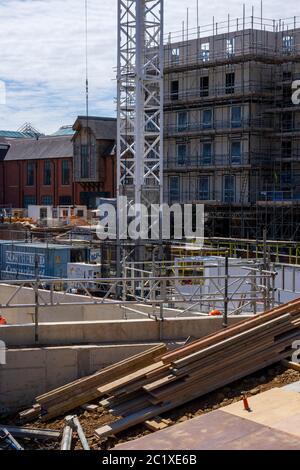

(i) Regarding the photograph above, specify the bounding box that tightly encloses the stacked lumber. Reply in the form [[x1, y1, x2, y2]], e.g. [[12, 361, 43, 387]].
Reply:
[[19, 344, 167, 422], [94, 298, 300, 439]]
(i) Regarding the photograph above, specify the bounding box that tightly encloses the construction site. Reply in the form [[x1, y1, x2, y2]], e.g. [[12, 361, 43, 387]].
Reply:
[[1, 0, 300, 454]]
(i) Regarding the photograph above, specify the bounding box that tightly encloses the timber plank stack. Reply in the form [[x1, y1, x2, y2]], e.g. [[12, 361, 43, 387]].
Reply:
[[20, 298, 300, 440], [94, 298, 300, 439], [20, 344, 167, 422]]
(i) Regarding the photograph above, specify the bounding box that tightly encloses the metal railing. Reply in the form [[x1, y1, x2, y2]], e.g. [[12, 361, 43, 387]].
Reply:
[[0, 260, 277, 342]]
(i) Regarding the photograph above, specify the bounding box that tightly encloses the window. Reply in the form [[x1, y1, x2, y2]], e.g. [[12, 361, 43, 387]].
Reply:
[[202, 142, 212, 165], [231, 106, 242, 128], [171, 48, 180, 64], [177, 111, 188, 132], [283, 35, 294, 53], [171, 80, 179, 101], [62, 160, 70, 185], [200, 42, 210, 62], [226, 37, 235, 56], [81, 145, 89, 179], [177, 143, 187, 165], [198, 176, 210, 200], [282, 112, 293, 131], [44, 160, 51, 186], [26, 162, 35, 186], [40, 207, 48, 219], [170, 176, 180, 203], [24, 196, 36, 208], [200, 76, 209, 97], [231, 141, 241, 165], [59, 196, 72, 205], [226, 72, 235, 94], [223, 175, 235, 203], [283, 71, 292, 82], [202, 109, 212, 129], [41, 196, 53, 205], [282, 141, 292, 159]]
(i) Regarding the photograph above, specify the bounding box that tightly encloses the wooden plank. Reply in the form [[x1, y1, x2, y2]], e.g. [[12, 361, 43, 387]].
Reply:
[[37, 344, 167, 406], [171, 315, 292, 369], [97, 362, 164, 395], [145, 417, 170, 432], [18, 405, 41, 424], [95, 350, 291, 440], [159, 299, 300, 364]]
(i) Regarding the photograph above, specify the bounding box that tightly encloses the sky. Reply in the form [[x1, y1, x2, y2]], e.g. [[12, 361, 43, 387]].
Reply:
[[0, 0, 298, 134]]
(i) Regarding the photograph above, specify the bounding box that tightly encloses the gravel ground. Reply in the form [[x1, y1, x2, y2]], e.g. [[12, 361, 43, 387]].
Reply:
[[1, 363, 300, 450]]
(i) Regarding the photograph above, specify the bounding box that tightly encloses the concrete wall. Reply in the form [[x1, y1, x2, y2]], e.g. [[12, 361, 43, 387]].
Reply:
[[0, 316, 246, 348], [0, 343, 161, 413]]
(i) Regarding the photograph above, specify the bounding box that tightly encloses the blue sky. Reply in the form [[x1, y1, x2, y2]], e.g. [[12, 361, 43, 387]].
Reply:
[[0, 0, 298, 134]]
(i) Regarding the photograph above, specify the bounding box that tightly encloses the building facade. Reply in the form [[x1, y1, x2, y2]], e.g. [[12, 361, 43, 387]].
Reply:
[[163, 16, 300, 240], [0, 117, 117, 209]]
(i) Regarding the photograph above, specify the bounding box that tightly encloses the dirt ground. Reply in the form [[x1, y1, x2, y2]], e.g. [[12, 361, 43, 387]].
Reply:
[[2, 363, 300, 450]]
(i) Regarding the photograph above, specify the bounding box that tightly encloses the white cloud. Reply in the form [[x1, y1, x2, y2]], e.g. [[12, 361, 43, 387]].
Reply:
[[0, 0, 298, 133]]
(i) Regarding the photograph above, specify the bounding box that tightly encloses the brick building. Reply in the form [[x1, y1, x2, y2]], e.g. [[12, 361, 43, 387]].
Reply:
[[0, 117, 116, 209]]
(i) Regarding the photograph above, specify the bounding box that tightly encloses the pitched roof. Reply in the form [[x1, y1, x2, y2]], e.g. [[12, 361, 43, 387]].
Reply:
[[73, 116, 117, 140], [4, 135, 73, 161]]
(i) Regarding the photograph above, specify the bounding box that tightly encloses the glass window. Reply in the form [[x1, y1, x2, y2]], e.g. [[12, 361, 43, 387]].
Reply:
[[44, 161, 51, 186], [59, 196, 72, 205], [24, 196, 36, 208], [177, 143, 187, 165], [177, 111, 188, 132], [202, 142, 212, 165], [200, 43, 210, 62], [41, 196, 53, 205], [171, 80, 179, 101], [198, 176, 210, 200], [200, 76, 209, 97], [27, 162, 35, 186], [202, 109, 212, 129], [171, 48, 180, 64], [226, 37, 235, 56], [170, 176, 180, 203], [231, 141, 241, 165], [62, 160, 70, 185], [283, 35, 294, 53], [231, 106, 242, 128], [223, 175, 235, 203], [226, 72, 235, 94], [81, 145, 89, 179]]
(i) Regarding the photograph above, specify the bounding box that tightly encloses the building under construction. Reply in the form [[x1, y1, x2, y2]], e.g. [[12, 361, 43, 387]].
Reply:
[[163, 13, 300, 241]]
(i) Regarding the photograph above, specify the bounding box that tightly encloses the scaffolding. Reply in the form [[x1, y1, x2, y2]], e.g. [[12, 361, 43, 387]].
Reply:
[[163, 10, 300, 241]]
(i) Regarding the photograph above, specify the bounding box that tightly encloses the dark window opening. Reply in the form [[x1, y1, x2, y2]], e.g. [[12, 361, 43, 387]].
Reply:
[[226, 72, 235, 94], [200, 76, 209, 97], [171, 80, 179, 101]]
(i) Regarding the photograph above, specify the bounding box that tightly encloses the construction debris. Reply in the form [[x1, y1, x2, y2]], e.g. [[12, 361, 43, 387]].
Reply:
[[94, 298, 300, 439], [60, 416, 75, 451], [0, 425, 60, 441], [281, 359, 300, 372], [72, 416, 90, 450], [0, 429, 24, 451]]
